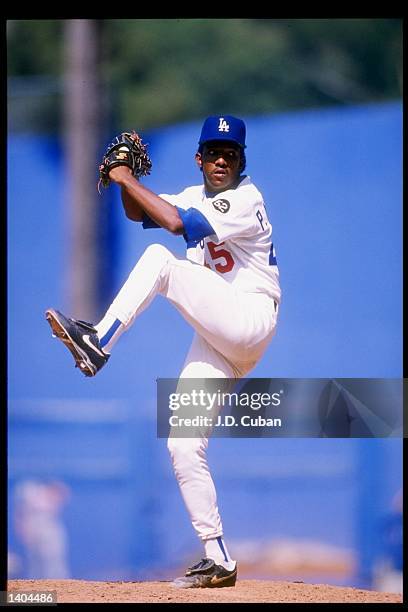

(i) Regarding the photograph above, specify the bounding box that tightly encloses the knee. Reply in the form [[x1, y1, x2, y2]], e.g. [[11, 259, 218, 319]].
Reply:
[[143, 243, 173, 262], [167, 437, 207, 468], [131, 243, 176, 287]]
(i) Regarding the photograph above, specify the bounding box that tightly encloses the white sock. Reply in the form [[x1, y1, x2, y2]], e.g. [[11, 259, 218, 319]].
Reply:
[[94, 312, 125, 354], [204, 537, 236, 571]]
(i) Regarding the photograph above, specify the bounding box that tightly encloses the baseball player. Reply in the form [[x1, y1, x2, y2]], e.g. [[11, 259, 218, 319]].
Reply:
[[45, 115, 281, 588]]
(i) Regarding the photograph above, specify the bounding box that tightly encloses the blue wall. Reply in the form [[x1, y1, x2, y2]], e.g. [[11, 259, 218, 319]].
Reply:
[[8, 102, 402, 586]]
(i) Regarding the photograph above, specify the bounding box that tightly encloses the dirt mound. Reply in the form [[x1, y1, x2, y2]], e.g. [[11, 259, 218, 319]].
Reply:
[[7, 579, 402, 604]]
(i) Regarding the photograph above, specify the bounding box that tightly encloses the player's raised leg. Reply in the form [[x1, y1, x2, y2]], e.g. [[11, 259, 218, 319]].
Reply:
[[94, 243, 275, 362], [45, 242, 277, 376]]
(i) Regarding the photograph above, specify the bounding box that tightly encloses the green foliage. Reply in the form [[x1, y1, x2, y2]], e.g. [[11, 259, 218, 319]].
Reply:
[[7, 18, 402, 132], [7, 20, 64, 75]]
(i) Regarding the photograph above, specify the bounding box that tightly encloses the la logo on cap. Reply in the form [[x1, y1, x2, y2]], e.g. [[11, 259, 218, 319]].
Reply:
[[218, 117, 230, 132]]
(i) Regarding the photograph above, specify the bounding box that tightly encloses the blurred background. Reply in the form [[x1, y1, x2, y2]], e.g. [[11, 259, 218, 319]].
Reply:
[[7, 19, 402, 592]]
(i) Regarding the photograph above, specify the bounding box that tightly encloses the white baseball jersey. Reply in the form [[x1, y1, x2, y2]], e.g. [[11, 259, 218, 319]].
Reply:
[[158, 176, 281, 302]]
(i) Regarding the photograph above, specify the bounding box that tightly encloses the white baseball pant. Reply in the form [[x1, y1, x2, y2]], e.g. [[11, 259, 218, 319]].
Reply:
[[103, 243, 279, 540]]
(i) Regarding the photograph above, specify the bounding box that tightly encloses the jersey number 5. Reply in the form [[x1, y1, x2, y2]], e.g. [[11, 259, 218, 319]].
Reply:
[[207, 241, 235, 273]]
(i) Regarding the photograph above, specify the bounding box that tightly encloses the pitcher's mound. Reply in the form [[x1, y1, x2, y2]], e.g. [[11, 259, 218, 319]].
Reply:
[[7, 579, 403, 604]]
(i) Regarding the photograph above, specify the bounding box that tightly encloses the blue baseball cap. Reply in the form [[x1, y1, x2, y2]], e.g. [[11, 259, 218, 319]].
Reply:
[[199, 115, 246, 148]]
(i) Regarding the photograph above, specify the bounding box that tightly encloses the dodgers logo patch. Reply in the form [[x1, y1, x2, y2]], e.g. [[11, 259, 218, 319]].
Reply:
[[212, 199, 230, 214]]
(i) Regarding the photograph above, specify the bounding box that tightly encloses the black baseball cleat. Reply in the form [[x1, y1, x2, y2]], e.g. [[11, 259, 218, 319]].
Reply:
[[172, 558, 237, 589], [45, 308, 109, 377]]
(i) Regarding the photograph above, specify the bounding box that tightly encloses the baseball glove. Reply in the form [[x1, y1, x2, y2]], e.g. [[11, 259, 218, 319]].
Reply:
[[98, 131, 152, 192]]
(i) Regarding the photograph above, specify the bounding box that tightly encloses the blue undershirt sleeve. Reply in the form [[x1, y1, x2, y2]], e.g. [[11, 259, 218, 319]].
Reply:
[[176, 206, 215, 242]]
